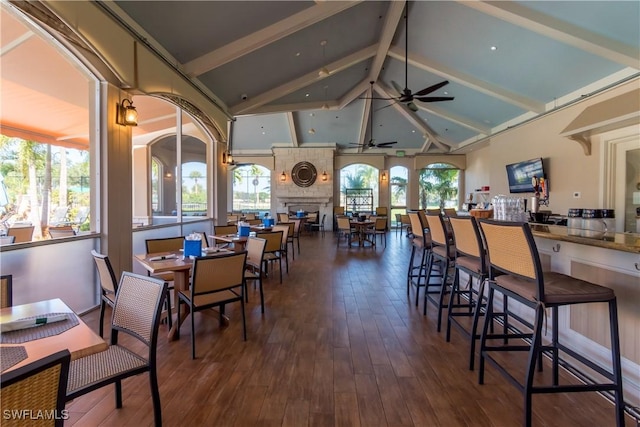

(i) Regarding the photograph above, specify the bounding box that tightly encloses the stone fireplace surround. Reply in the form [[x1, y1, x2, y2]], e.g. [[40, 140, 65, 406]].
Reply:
[[274, 147, 334, 230]]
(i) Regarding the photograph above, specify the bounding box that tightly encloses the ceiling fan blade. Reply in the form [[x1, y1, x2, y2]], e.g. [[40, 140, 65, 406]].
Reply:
[[414, 96, 455, 102], [414, 80, 450, 97], [377, 141, 398, 147]]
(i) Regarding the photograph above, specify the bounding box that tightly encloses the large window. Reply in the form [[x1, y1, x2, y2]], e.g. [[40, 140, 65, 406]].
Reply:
[[418, 163, 459, 210], [390, 166, 408, 227], [232, 165, 271, 215], [141, 97, 212, 225], [339, 163, 379, 212], [0, 6, 95, 242]]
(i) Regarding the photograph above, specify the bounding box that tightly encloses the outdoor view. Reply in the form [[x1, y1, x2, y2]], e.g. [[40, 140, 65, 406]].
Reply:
[[232, 165, 271, 215], [390, 166, 408, 228], [418, 163, 459, 210], [340, 164, 379, 213], [0, 136, 90, 240]]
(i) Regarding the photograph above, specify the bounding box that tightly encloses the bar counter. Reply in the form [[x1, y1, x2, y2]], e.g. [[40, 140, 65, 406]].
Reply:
[[529, 224, 640, 254]]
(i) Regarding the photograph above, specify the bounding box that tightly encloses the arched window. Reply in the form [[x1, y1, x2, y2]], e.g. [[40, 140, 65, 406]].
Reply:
[[418, 163, 459, 210], [339, 164, 379, 214], [232, 165, 271, 216], [390, 166, 408, 227]]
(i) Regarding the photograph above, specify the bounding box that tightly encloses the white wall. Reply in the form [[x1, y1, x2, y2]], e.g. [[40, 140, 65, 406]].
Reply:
[[464, 78, 639, 217]]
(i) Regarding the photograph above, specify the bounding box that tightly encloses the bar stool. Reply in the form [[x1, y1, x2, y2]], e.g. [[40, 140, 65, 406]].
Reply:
[[446, 216, 488, 370], [478, 220, 624, 427], [422, 212, 456, 332], [406, 211, 431, 305]]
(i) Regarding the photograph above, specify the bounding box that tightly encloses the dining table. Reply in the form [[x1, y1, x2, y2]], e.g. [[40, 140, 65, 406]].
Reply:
[[210, 234, 248, 252], [134, 248, 233, 341], [349, 219, 376, 247], [0, 298, 108, 373]]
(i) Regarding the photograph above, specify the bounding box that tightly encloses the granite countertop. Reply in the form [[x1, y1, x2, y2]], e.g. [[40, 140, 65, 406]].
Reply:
[[529, 224, 640, 254]]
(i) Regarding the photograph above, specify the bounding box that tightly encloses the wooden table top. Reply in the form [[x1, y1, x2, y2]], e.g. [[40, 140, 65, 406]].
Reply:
[[0, 298, 107, 372], [134, 250, 193, 274]]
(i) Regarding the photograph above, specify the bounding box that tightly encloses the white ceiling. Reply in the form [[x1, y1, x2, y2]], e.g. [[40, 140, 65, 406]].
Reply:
[[2, 1, 639, 157]]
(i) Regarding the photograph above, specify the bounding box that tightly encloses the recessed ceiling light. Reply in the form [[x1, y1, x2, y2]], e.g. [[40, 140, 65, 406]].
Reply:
[[490, 46, 497, 51], [411, 130, 416, 133], [295, 52, 301, 57], [305, 93, 310, 97], [443, 91, 448, 95], [309, 113, 314, 117], [262, 131, 266, 135]]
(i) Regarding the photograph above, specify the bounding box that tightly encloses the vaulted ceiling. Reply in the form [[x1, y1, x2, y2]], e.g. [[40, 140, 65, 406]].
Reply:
[[2, 1, 639, 157], [111, 0, 639, 156]]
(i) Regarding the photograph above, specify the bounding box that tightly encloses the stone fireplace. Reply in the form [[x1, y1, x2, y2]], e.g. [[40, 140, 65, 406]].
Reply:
[[274, 147, 334, 230]]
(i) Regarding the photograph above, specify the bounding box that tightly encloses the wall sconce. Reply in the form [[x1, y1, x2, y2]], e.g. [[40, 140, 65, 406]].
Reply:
[[222, 151, 233, 165], [381, 172, 387, 181], [116, 98, 138, 126], [280, 171, 287, 182], [164, 171, 172, 179], [321, 171, 328, 181]]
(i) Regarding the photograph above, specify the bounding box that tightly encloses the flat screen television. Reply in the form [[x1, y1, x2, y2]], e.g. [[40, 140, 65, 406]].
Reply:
[[505, 158, 545, 193]]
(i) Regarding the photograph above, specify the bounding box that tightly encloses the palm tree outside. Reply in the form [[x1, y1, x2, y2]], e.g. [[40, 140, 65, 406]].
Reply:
[[418, 164, 459, 210]]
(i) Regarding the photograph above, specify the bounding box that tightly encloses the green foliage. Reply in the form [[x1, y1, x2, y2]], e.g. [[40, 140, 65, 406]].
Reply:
[[418, 167, 459, 209]]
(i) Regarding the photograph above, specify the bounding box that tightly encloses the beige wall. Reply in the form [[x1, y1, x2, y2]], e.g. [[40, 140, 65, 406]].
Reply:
[[464, 78, 639, 216]]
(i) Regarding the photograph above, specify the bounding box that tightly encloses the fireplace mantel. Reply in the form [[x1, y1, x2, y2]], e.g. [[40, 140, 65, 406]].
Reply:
[[278, 196, 332, 207]]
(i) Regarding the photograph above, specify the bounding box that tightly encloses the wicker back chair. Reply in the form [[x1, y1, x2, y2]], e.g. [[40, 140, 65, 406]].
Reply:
[[407, 212, 433, 305], [367, 217, 388, 247], [277, 213, 289, 223], [423, 212, 456, 331], [336, 216, 354, 247], [177, 252, 248, 358], [477, 220, 624, 427], [66, 273, 167, 427], [1, 274, 13, 308], [91, 250, 119, 338], [446, 216, 488, 369], [145, 236, 184, 254], [1, 350, 71, 427], [244, 236, 268, 313], [272, 224, 290, 273], [256, 231, 284, 284], [48, 225, 76, 238]]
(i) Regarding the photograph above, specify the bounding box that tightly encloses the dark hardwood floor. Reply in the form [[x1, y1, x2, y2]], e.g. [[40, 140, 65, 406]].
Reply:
[[67, 229, 635, 426]]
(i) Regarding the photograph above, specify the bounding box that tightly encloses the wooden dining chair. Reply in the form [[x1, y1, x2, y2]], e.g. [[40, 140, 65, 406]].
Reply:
[[213, 225, 237, 249], [1, 274, 13, 308], [1, 350, 71, 427], [177, 252, 248, 359], [91, 250, 118, 338], [66, 273, 167, 427], [477, 220, 625, 427], [244, 236, 268, 313]]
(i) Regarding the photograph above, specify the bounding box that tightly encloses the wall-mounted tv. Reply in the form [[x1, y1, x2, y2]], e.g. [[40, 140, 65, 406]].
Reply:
[[505, 158, 545, 193]]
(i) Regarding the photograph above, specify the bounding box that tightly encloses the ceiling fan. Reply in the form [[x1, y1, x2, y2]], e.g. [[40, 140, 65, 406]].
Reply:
[[224, 136, 252, 168], [351, 83, 398, 150], [371, 1, 455, 112]]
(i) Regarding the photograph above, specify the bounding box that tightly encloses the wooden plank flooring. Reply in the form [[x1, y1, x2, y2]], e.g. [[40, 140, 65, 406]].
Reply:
[[68, 230, 635, 426]]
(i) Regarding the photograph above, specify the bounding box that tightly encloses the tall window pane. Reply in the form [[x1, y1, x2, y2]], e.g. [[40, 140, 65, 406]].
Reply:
[[418, 163, 459, 210], [390, 166, 408, 227], [232, 165, 271, 216]]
